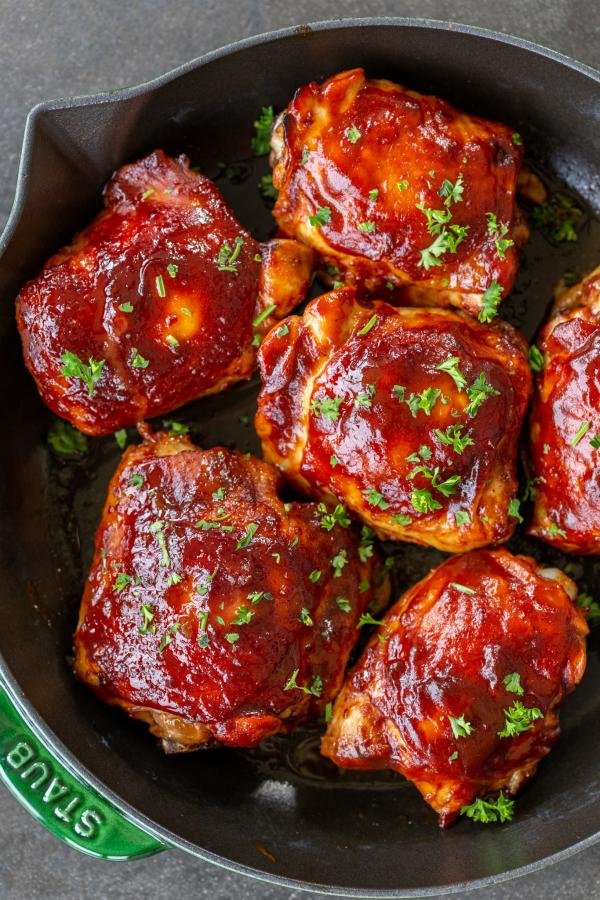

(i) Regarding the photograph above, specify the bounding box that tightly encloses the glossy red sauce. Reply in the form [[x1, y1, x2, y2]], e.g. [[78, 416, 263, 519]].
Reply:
[[322, 549, 588, 825], [74, 435, 384, 747], [273, 68, 524, 301], [16, 151, 264, 434], [528, 273, 600, 552], [257, 287, 531, 552]]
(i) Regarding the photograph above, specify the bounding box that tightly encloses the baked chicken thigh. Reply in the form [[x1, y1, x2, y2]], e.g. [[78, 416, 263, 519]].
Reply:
[[322, 549, 588, 826], [271, 68, 527, 319], [256, 287, 531, 552], [528, 266, 600, 554], [74, 431, 387, 751], [16, 150, 313, 435]]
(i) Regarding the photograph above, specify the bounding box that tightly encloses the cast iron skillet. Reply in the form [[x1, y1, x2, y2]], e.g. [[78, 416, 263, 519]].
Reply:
[[0, 17, 599, 897]]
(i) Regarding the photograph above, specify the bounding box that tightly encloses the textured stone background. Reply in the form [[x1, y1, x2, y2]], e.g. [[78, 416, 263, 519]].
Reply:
[[0, 1, 598, 898]]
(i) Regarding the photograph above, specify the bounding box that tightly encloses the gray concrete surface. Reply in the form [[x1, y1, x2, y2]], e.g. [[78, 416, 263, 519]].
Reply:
[[0, 1, 599, 897]]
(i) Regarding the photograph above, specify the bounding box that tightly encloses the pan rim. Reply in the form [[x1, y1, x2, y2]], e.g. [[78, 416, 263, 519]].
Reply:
[[0, 15, 599, 896]]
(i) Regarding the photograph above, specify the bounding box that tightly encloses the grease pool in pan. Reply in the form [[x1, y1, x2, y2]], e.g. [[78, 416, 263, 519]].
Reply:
[[44, 144, 599, 805]]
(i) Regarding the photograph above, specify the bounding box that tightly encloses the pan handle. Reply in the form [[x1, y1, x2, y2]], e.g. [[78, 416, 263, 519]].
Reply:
[[0, 683, 165, 859]]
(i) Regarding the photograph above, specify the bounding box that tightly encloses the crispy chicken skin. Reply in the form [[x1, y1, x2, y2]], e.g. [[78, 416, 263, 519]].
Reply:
[[16, 150, 313, 435], [271, 68, 527, 318], [321, 549, 588, 826], [256, 287, 531, 552], [528, 266, 600, 553], [74, 432, 387, 751]]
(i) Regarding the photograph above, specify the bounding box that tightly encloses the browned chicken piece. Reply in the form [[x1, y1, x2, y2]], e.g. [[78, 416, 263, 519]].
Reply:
[[74, 431, 387, 751], [322, 549, 588, 826], [271, 68, 528, 319], [256, 286, 531, 553], [16, 150, 313, 435], [528, 266, 600, 554]]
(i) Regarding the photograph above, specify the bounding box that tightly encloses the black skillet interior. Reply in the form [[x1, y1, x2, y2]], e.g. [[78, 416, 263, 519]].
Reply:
[[0, 20, 599, 896]]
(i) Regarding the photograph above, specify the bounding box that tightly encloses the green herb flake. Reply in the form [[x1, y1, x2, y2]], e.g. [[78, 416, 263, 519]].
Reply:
[[465, 373, 500, 417], [358, 314, 378, 336], [224, 632, 240, 644], [309, 570, 322, 583], [330, 455, 339, 468], [448, 713, 473, 739], [299, 607, 313, 627], [251, 106, 275, 156], [155, 274, 166, 298], [397, 180, 408, 191], [47, 420, 88, 456], [345, 124, 361, 143], [455, 509, 471, 526], [167, 263, 178, 278], [60, 351, 105, 396], [252, 303, 277, 328], [498, 701, 543, 738], [149, 520, 170, 567], [119, 301, 134, 313], [259, 173, 278, 200], [363, 488, 390, 510], [529, 345, 544, 373], [531, 191, 583, 243], [548, 520, 567, 539], [336, 596, 351, 613], [436, 356, 467, 391], [571, 421, 591, 447], [310, 394, 343, 422], [450, 582, 475, 595], [461, 793, 514, 824], [158, 622, 180, 653], [138, 603, 156, 635], [434, 423, 474, 455], [331, 549, 348, 577], [438, 173, 464, 206], [236, 522, 259, 550], [589, 435, 600, 449], [130, 472, 144, 490], [503, 672, 524, 695], [163, 419, 189, 435], [508, 498, 524, 523], [130, 348, 149, 369], [576, 592, 600, 621], [411, 489, 442, 514], [308, 207, 331, 228], [357, 220, 376, 234], [165, 334, 179, 349], [357, 612, 384, 629], [318, 503, 351, 531], [391, 513, 413, 526], [478, 281, 503, 323], [216, 235, 244, 273]]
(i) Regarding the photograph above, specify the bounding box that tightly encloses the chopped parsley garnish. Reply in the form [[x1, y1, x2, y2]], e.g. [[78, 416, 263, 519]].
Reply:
[[436, 356, 467, 391], [336, 596, 351, 613], [368, 188, 379, 201], [355, 384, 375, 408], [308, 207, 331, 228], [166, 572, 182, 587], [531, 192, 583, 244], [358, 314, 378, 336], [508, 498, 523, 523], [359, 579, 371, 593], [114, 428, 127, 449], [448, 713, 473, 739], [409, 465, 460, 498], [528, 345, 544, 372], [141, 188, 155, 200], [448, 751, 459, 763], [252, 303, 277, 327], [576, 592, 600, 621], [60, 351, 105, 396], [149, 520, 170, 567], [406, 445, 432, 464], [486, 213, 514, 258], [130, 348, 149, 369], [438, 173, 464, 206], [503, 672, 524, 695], [165, 334, 179, 349], [163, 419, 189, 434], [224, 632, 240, 644], [450, 582, 475, 595], [301, 147, 310, 165], [318, 503, 350, 531], [276, 323, 290, 337], [212, 486, 226, 501], [357, 612, 384, 628], [590, 435, 600, 449], [251, 106, 274, 156], [498, 701, 543, 738], [478, 281, 503, 323], [357, 220, 376, 233], [392, 385, 406, 401], [167, 263, 178, 278], [138, 603, 156, 635], [299, 607, 313, 626], [397, 180, 408, 191], [455, 509, 471, 526], [548, 521, 567, 539], [310, 395, 343, 422], [512, 132, 522, 146], [331, 549, 348, 577], [391, 513, 413, 526], [232, 605, 255, 626], [418, 226, 468, 270], [406, 387, 442, 417], [345, 124, 361, 143], [461, 793, 514, 824], [465, 373, 500, 417], [48, 420, 88, 456], [216, 236, 244, 273], [155, 274, 166, 298], [363, 488, 390, 510], [259, 173, 278, 200], [119, 301, 133, 313], [411, 489, 442, 514], [330, 455, 339, 467], [284, 669, 322, 697], [309, 569, 322, 583], [324, 702, 333, 723], [434, 423, 474, 454], [570, 421, 590, 447], [158, 622, 180, 653], [196, 568, 217, 597], [236, 522, 259, 549], [114, 571, 135, 591]]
